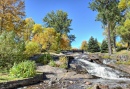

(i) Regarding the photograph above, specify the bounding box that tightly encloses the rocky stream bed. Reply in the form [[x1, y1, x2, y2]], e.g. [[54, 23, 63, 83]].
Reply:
[[18, 53, 130, 89]]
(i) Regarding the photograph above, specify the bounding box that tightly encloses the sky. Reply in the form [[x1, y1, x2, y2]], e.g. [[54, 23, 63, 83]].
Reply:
[[25, 0, 104, 48]]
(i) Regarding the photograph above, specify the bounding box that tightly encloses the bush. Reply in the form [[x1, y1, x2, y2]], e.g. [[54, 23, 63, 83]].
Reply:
[[59, 56, 68, 69], [116, 47, 127, 52], [59, 64, 68, 69], [25, 41, 40, 56], [0, 31, 27, 70], [59, 56, 68, 63], [49, 60, 56, 67], [10, 60, 36, 78], [36, 53, 52, 65]]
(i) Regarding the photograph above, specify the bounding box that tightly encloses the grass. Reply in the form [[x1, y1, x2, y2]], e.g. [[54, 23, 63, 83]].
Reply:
[[116, 60, 130, 65]]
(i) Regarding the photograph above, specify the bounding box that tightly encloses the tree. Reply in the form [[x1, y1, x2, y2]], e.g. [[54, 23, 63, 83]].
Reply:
[[24, 18, 35, 41], [101, 40, 108, 53], [80, 40, 88, 51], [0, 31, 26, 69], [89, 0, 121, 55], [118, 0, 130, 10], [32, 28, 56, 51], [43, 10, 75, 50], [0, 0, 25, 33], [60, 34, 70, 50], [117, 0, 130, 50], [88, 36, 100, 53]]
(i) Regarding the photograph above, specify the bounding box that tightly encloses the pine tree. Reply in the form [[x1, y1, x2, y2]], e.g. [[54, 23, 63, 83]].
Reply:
[[94, 39, 100, 52], [101, 40, 108, 53], [88, 36, 100, 53]]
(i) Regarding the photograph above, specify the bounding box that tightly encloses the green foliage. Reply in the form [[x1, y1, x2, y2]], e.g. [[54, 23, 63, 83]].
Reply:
[[25, 41, 40, 57], [88, 36, 100, 53], [59, 64, 68, 69], [49, 60, 56, 67], [117, 12, 130, 49], [9, 60, 36, 78], [43, 10, 75, 50], [36, 53, 52, 65], [89, 0, 121, 55], [0, 31, 26, 70], [101, 40, 108, 53]]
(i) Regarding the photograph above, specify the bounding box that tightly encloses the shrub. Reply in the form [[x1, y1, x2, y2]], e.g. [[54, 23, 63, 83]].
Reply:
[[25, 41, 40, 57], [49, 60, 56, 67], [59, 64, 68, 69], [36, 53, 52, 65], [10, 60, 36, 78], [59, 56, 68, 63], [116, 47, 127, 52], [59, 56, 68, 69], [0, 31, 27, 70]]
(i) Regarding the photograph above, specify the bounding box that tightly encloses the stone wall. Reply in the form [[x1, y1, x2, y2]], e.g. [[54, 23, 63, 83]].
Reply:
[[0, 73, 44, 89]]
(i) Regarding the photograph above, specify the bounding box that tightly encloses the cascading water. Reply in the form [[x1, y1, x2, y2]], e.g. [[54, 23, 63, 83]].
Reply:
[[73, 54, 130, 80]]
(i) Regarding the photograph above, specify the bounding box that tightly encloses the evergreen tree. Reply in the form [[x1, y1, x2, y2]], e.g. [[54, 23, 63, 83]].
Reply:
[[94, 39, 100, 52], [88, 36, 100, 53], [89, 0, 121, 55], [101, 40, 108, 53]]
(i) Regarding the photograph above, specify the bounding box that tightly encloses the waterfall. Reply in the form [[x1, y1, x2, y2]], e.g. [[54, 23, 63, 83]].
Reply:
[[73, 56, 130, 80]]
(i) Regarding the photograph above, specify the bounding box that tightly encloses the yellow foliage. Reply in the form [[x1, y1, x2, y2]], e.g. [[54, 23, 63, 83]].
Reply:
[[80, 40, 88, 51], [60, 34, 70, 50], [25, 41, 40, 56], [118, 0, 127, 9], [124, 19, 130, 28], [32, 28, 56, 50], [116, 42, 123, 48], [32, 24, 44, 33], [59, 56, 68, 64], [0, 0, 25, 32]]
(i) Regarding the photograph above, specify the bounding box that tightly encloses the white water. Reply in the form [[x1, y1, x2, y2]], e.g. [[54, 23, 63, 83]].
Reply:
[[77, 59, 130, 80]]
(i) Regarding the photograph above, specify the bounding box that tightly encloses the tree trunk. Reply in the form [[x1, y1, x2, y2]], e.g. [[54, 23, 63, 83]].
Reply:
[[113, 35, 116, 52], [127, 42, 130, 51], [107, 23, 112, 55]]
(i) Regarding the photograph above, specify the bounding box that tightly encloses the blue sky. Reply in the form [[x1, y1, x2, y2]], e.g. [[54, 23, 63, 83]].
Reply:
[[25, 0, 104, 48]]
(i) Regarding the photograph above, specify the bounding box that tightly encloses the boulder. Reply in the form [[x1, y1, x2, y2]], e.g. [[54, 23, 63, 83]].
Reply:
[[92, 84, 109, 89]]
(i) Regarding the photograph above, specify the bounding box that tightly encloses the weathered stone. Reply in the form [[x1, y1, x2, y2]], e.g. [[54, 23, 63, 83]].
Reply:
[[85, 81, 92, 85], [69, 81, 73, 84], [92, 84, 109, 89], [0, 73, 44, 89], [89, 54, 100, 60]]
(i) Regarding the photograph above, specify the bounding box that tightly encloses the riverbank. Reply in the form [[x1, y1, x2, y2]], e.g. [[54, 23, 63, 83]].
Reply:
[[18, 65, 130, 89]]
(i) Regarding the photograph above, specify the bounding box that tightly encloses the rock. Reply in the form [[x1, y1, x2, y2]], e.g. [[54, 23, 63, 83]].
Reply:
[[89, 54, 99, 60], [69, 81, 73, 84], [75, 65, 88, 74], [85, 81, 92, 85], [92, 84, 109, 89]]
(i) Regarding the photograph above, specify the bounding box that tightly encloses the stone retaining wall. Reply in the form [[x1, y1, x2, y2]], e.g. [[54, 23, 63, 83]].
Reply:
[[0, 73, 44, 89]]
